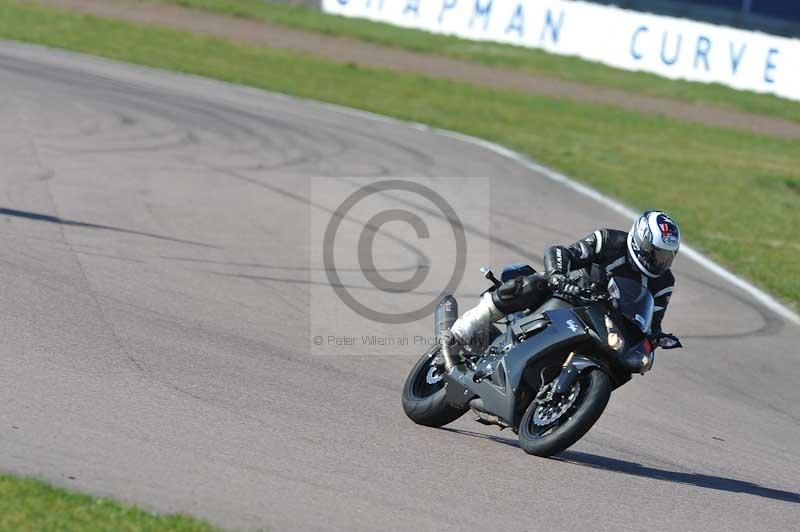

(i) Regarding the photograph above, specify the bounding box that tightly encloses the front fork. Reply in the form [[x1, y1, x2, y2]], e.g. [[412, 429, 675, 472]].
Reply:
[[536, 352, 580, 403]]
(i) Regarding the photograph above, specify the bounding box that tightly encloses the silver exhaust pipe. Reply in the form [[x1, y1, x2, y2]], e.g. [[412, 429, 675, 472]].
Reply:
[[435, 295, 458, 371]]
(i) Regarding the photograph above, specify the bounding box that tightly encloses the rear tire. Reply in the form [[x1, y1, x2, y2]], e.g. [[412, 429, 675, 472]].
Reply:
[[402, 348, 467, 427], [518, 368, 612, 457]]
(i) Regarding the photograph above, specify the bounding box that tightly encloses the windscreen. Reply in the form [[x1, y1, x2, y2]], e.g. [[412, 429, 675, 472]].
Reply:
[[611, 277, 654, 333]]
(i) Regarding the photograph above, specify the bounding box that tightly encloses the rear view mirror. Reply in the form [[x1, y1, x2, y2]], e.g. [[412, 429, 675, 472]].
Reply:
[[657, 334, 683, 350]]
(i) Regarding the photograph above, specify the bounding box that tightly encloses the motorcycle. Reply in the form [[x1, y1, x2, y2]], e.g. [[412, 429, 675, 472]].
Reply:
[[402, 264, 682, 457]]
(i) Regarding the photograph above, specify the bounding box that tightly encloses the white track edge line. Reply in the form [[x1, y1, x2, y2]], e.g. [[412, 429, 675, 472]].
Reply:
[[6, 41, 794, 325]]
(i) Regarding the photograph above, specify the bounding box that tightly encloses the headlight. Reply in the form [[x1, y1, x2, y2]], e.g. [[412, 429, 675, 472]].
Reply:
[[604, 315, 625, 351]]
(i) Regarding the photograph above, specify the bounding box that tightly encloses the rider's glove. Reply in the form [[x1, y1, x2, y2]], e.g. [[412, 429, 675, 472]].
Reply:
[[549, 273, 582, 296]]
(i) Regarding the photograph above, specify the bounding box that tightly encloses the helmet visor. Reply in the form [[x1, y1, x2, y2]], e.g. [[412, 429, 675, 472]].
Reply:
[[642, 245, 676, 276]]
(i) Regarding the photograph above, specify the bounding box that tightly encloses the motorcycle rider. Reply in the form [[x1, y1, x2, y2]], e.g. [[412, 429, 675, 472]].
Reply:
[[449, 210, 680, 346]]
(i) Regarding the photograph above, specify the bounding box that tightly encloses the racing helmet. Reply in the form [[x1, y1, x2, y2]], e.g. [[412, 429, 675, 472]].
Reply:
[[627, 211, 680, 277]]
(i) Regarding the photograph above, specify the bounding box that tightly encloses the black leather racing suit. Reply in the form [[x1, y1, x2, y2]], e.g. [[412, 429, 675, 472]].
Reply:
[[543, 228, 675, 335]]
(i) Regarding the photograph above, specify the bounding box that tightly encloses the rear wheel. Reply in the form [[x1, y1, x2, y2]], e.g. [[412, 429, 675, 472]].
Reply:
[[402, 347, 468, 427], [518, 367, 611, 457]]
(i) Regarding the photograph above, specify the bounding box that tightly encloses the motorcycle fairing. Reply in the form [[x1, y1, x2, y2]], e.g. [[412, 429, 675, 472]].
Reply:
[[443, 308, 591, 426]]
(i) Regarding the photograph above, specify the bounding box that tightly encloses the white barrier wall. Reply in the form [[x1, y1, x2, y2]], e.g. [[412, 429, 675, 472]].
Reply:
[[322, 0, 800, 101]]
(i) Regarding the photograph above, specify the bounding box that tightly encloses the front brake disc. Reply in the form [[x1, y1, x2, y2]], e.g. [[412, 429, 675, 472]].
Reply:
[[532, 382, 581, 426]]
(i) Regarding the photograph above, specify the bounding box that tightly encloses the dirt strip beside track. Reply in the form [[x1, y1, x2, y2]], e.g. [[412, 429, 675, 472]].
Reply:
[[31, 0, 800, 139]]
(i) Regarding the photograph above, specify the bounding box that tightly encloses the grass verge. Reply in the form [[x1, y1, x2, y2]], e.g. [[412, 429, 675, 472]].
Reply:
[[154, 0, 800, 123], [0, 473, 216, 531], [1, 0, 798, 307]]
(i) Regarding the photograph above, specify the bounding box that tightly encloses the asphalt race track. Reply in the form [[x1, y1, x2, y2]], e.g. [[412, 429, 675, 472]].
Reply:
[[0, 41, 798, 531]]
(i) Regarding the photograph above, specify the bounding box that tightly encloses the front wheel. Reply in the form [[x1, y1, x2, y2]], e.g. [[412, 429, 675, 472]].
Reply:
[[402, 347, 468, 427], [518, 368, 612, 457]]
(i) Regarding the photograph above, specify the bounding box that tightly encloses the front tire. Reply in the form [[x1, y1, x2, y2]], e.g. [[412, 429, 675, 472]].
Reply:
[[402, 348, 468, 427], [518, 368, 612, 457]]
